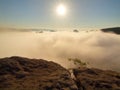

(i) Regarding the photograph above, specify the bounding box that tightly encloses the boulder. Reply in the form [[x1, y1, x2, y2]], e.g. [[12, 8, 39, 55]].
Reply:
[[0, 56, 78, 90], [73, 67, 120, 90]]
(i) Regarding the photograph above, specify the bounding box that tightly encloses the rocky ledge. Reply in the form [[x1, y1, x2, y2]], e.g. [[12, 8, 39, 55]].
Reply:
[[0, 56, 77, 90], [73, 67, 120, 90], [0, 56, 120, 90]]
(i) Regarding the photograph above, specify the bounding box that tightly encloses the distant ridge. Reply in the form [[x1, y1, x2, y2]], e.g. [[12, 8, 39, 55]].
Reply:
[[101, 27, 120, 34]]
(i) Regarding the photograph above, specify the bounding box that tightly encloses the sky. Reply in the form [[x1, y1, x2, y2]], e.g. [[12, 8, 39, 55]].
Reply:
[[0, 0, 120, 29]]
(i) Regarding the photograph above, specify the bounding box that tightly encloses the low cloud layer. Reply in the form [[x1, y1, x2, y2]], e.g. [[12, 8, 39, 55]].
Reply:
[[0, 30, 120, 71]]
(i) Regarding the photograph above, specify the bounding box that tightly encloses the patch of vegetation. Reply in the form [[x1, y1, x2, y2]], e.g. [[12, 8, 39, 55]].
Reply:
[[68, 58, 88, 68]]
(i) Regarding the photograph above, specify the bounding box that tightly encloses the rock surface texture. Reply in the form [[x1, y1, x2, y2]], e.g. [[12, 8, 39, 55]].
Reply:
[[73, 67, 120, 90], [0, 56, 78, 90], [0, 56, 120, 90]]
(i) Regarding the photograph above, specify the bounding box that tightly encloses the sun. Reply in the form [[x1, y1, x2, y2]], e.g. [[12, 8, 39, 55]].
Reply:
[[56, 4, 66, 16]]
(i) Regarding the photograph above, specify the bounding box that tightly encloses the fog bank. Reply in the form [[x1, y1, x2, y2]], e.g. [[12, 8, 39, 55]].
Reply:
[[0, 30, 120, 71]]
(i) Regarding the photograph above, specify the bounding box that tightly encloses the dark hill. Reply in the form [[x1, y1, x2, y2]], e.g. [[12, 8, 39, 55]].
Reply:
[[101, 27, 120, 34]]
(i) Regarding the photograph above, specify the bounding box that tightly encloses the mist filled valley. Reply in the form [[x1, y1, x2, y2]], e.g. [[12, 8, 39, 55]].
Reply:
[[0, 29, 120, 71], [0, 0, 120, 89]]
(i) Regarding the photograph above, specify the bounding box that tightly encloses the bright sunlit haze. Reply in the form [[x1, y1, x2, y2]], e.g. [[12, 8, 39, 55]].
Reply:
[[0, 0, 119, 29], [56, 4, 66, 16]]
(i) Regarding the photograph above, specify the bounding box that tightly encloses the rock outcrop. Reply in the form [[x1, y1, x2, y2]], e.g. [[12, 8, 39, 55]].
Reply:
[[0, 56, 78, 90], [0, 56, 120, 90], [73, 67, 120, 90]]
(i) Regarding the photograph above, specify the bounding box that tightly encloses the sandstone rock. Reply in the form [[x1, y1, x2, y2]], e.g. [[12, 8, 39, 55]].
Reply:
[[0, 56, 120, 90], [73, 67, 120, 90], [0, 56, 78, 90]]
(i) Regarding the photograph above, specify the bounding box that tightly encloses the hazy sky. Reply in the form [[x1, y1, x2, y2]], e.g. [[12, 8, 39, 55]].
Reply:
[[0, 0, 120, 29]]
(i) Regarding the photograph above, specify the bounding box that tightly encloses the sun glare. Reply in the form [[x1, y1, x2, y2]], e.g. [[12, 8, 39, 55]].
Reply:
[[56, 4, 66, 16]]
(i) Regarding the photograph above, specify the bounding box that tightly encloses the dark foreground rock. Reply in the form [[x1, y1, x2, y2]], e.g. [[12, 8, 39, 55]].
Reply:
[[0, 56, 78, 90], [73, 67, 120, 90], [0, 56, 120, 90], [101, 27, 120, 34]]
